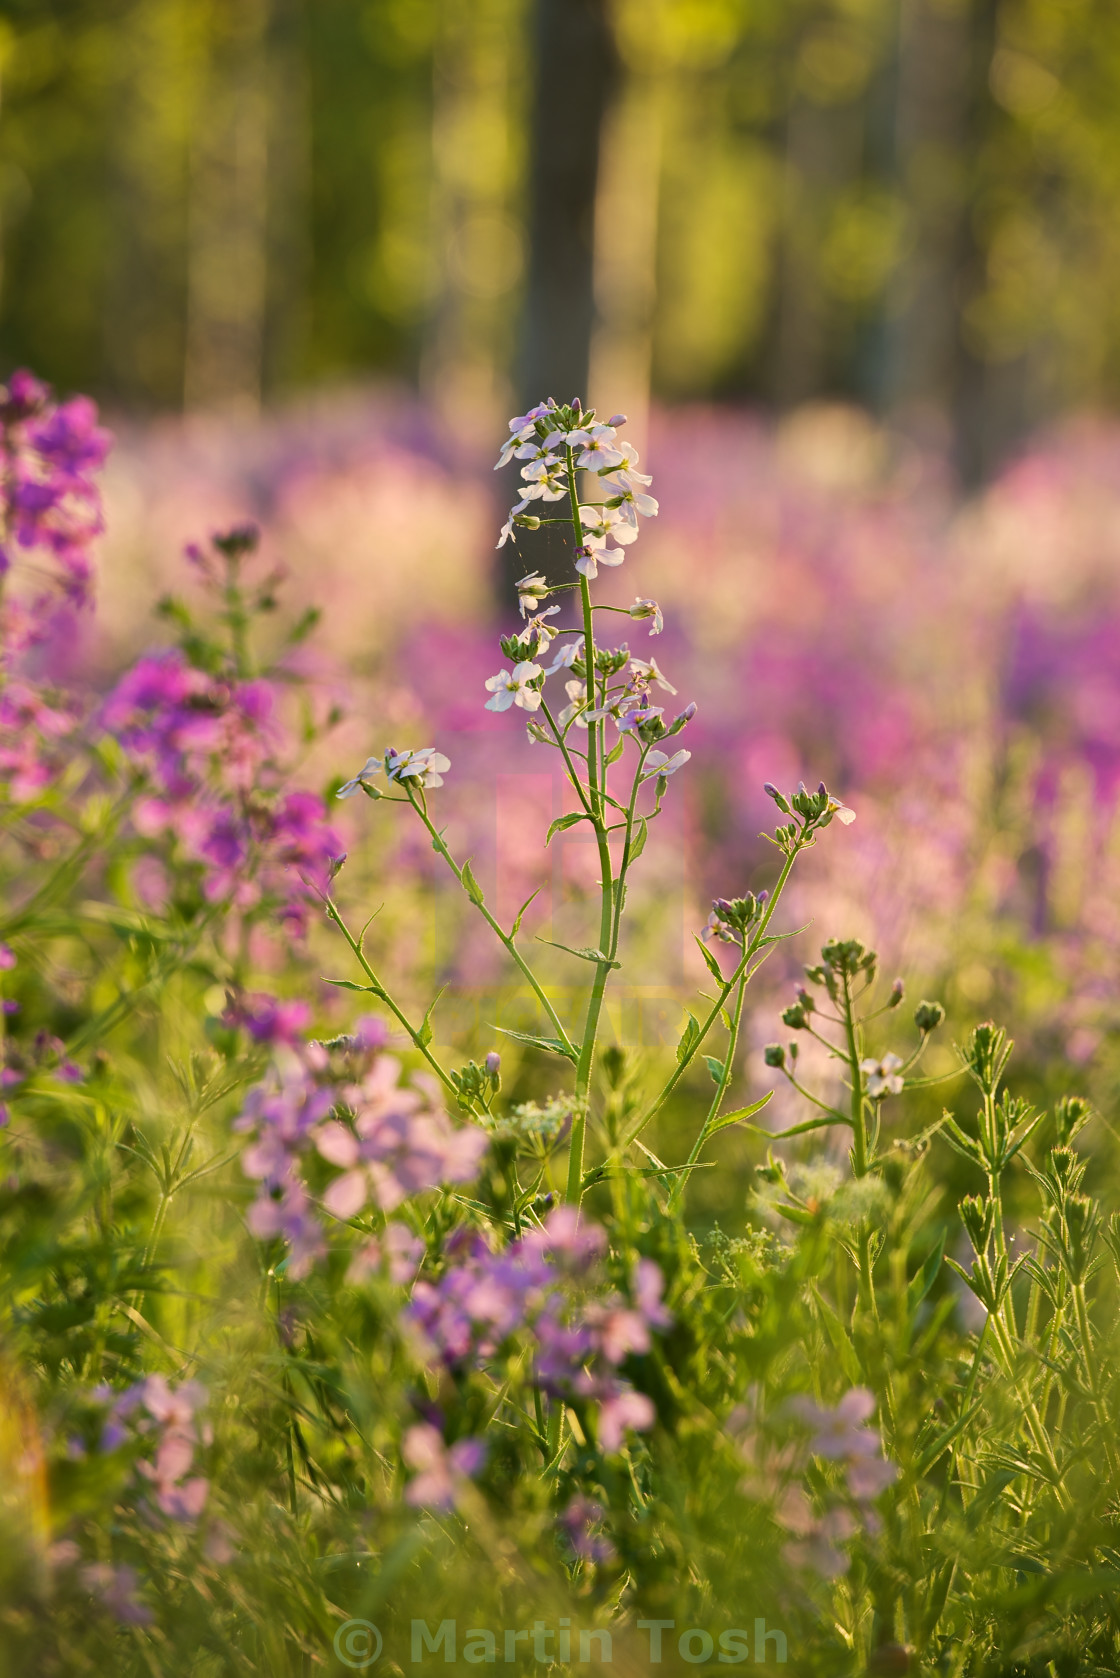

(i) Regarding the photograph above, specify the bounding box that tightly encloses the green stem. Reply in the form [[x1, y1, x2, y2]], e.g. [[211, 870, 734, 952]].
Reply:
[[669, 967, 748, 1208], [404, 795, 576, 1060], [624, 840, 804, 1148], [323, 894, 457, 1095]]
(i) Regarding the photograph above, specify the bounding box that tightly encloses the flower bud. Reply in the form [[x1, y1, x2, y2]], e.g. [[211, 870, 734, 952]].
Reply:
[[888, 978, 905, 1008], [485, 1052, 501, 1076], [763, 783, 792, 815], [764, 1043, 786, 1069], [608, 414, 627, 427], [513, 512, 541, 530], [914, 999, 944, 1033]]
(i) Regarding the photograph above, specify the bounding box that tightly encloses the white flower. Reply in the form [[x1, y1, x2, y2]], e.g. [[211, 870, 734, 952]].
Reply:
[[575, 545, 626, 580], [828, 800, 857, 826], [520, 460, 567, 501], [546, 637, 584, 673], [484, 661, 544, 713], [495, 403, 558, 468], [385, 747, 451, 789], [497, 498, 531, 548], [860, 1053, 904, 1099], [515, 572, 550, 616], [603, 440, 652, 484], [514, 440, 560, 466], [557, 679, 591, 729], [629, 656, 677, 694], [336, 757, 382, 799], [628, 598, 663, 636], [579, 505, 639, 547], [641, 748, 690, 780], [602, 474, 659, 526], [567, 424, 623, 470]]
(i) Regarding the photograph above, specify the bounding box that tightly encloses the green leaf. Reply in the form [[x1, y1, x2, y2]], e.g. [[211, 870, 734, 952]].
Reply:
[[510, 885, 544, 937], [416, 987, 445, 1050], [676, 1012, 701, 1065], [545, 811, 586, 845], [492, 1026, 578, 1063], [694, 935, 724, 982], [612, 879, 627, 917], [628, 817, 648, 864], [604, 740, 625, 767], [461, 859, 485, 905], [908, 1231, 946, 1310], [535, 937, 620, 968], [324, 978, 377, 994], [703, 1091, 773, 1137], [704, 1055, 725, 1085]]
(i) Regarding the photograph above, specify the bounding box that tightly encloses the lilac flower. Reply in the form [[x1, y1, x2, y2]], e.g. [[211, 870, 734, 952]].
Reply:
[[405, 1209, 665, 1453], [789, 1388, 881, 1458], [402, 1423, 487, 1510], [80, 1563, 153, 1625], [223, 992, 313, 1048], [0, 946, 15, 970], [559, 1496, 616, 1563]]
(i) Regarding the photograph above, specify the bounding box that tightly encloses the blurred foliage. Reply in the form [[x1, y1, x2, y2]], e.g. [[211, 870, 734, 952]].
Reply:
[[5, 0, 1120, 464]]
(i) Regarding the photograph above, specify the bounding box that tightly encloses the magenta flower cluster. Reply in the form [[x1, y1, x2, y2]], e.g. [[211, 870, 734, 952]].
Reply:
[[0, 370, 111, 802], [101, 649, 341, 933], [408, 1207, 670, 1452], [234, 1018, 490, 1278], [0, 367, 110, 626]]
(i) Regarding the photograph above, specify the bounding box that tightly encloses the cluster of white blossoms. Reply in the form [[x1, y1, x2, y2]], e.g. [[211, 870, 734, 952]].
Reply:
[[337, 747, 451, 799], [495, 398, 658, 583]]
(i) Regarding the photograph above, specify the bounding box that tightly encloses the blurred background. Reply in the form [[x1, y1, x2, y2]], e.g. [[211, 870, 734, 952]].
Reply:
[[7, 0, 1120, 474], [6, 0, 1120, 1143]]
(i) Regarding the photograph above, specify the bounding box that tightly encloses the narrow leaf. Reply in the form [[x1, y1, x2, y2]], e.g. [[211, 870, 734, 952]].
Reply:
[[535, 937, 620, 968], [510, 885, 544, 938], [545, 811, 585, 846], [492, 1026, 578, 1063], [627, 817, 648, 864], [416, 987, 445, 1050], [324, 978, 376, 994], [461, 859, 485, 905], [704, 1055, 725, 1085], [694, 934, 724, 982], [703, 1091, 773, 1137], [676, 1012, 701, 1065]]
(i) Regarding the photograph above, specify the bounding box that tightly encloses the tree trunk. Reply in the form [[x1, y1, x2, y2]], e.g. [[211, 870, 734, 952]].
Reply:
[[517, 0, 617, 413]]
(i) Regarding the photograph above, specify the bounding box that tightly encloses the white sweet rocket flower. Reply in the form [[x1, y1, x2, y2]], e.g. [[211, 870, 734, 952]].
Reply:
[[520, 609, 560, 652], [497, 498, 531, 548], [520, 460, 567, 502], [567, 425, 623, 471], [860, 1053, 904, 1098], [514, 439, 560, 466], [579, 505, 639, 548], [484, 661, 544, 713], [558, 679, 591, 729], [495, 403, 558, 469], [516, 572, 550, 616], [546, 637, 584, 674], [628, 598, 664, 635], [828, 800, 857, 826], [336, 757, 382, 799], [629, 656, 677, 694], [605, 439, 652, 483], [602, 473, 659, 526], [575, 545, 625, 580], [641, 748, 690, 780], [385, 747, 451, 789]]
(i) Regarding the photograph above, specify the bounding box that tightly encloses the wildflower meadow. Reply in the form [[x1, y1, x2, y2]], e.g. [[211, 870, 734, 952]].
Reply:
[[3, 370, 1120, 1678]]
